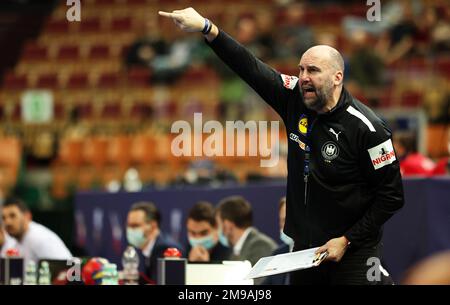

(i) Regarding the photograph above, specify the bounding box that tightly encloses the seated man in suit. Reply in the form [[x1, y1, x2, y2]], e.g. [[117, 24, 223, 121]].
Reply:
[[126, 201, 184, 283], [215, 196, 277, 270], [186, 201, 232, 262], [262, 197, 294, 285]]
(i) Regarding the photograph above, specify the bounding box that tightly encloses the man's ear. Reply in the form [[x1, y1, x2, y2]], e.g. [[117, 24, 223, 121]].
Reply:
[[223, 219, 233, 232], [334, 71, 343, 86], [24, 211, 32, 222]]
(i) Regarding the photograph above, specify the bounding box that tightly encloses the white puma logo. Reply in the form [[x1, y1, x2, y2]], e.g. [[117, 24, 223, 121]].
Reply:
[[329, 127, 342, 141]]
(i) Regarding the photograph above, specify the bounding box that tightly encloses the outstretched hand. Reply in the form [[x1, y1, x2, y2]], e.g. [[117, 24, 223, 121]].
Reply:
[[158, 7, 206, 33]]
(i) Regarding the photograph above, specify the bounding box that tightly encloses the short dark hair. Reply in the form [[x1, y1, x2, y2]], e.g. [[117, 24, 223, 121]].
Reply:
[[2, 197, 30, 213], [129, 201, 161, 227], [216, 196, 252, 229], [188, 201, 216, 227]]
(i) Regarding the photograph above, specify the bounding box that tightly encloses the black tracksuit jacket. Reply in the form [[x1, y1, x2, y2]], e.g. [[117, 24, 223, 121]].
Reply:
[[207, 30, 405, 250]]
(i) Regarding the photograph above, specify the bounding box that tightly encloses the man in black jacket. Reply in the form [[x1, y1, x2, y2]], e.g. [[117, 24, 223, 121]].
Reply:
[[126, 202, 184, 283], [159, 7, 404, 284], [186, 201, 231, 262]]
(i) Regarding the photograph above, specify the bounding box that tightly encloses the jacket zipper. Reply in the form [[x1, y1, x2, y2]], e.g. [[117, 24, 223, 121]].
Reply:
[[304, 117, 317, 247]]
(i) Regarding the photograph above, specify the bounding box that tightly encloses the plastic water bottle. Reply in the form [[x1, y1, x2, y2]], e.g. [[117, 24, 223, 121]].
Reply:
[[24, 261, 37, 285], [109, 263, 119, 285], [102, 263, 119, 285], [122, 246, 139, 285], [38, 261, 51, 285]]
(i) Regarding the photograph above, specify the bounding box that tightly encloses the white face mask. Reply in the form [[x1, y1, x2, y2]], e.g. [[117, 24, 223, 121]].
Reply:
[[126, 227, 148, 248], [280, 230, 294, 246]]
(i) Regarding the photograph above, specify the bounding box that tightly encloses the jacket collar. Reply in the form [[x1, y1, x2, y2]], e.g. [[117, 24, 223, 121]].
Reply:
[[317, 86, 351, 118]]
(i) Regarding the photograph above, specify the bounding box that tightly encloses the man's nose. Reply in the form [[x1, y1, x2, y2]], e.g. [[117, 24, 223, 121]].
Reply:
[[299, 72, 310, 84]]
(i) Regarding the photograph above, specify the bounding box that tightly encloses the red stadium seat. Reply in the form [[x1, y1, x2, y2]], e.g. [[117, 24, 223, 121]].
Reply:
[[45, 19, 69, 33], [97, 72, 120, 88], [111, 17, 133, 32], [401, 91, 423, 107], [79, 18, 101, 33], [3, 72, 28, 90], [101, 101, 122, 119], [21, 43, 48, 61], [35, 73, 59, 89], [88, 44, 110, 59], [127, 68, 151, 87], [67, 73, 89, 89], [57, 45, 79, 60]]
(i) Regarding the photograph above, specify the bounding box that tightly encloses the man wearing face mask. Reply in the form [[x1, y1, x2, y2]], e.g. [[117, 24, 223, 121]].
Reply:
[[186, 201, 231, 262], [126, 201, 184, 282], [159, 7, 404, 284]]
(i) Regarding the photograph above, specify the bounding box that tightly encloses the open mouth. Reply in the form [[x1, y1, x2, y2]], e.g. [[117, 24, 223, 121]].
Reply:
[[302, 86, 316, 97]]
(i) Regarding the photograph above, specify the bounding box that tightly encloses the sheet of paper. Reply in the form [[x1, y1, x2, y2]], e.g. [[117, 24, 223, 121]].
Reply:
[[245, 247, 328, 279]]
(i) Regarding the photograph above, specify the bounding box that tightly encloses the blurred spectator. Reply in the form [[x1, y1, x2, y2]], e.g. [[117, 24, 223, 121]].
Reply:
[[126, 18, 197, 84], [186, 201, 231, 262], [429, 2, 450, 54], [347, 29, 384, 107], [61, 106, 90, 140], [342, 0, 420, 36], [261, 197, 293, 285], [393, 132, 435, 176], [432, 126, 450, 175], [423, 75, 450, 124], [401, 250, 450, 284], [126, 201, 184, 283], [1, 197, 72, 265], [376, 1, 419, 65], [214, 196, 277, 281], [275, 2, 315, 59], [173, 159, 238, 187]]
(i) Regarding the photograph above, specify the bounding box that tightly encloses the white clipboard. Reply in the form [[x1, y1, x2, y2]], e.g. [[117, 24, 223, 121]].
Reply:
[[245, 247, 328, 279]]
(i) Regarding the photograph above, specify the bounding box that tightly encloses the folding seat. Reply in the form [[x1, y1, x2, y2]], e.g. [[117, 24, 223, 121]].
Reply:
[[101, 101, 122, 119], [97, 72, 120, 88], [57, 45, 79, 60], [127, 67, 151, 87], [79, 18, 101, 33], [2, 72, 28, 90], [88, 44, 110, 59], [58, 138, 84, 166], [107, 135, 132, 169], [35, 73, 59, 89], [45, 19, 70, 34], [66, 72, 89, 89], [111, 16, 133, 32], [401, 91, 423, 107], [82, 136, 109, 168], [21, 43, 48, 61]]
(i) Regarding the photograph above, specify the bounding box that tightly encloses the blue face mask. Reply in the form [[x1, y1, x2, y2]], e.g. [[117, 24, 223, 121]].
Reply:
[[188, 234, 216, 250], [280, 230, 294, 246], [127, 227, 147, 249], [218, 227, 229, 247]]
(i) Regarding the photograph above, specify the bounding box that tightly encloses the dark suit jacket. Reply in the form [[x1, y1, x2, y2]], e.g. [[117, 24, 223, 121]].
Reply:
[[232, 228, 277, 267], [260, 244, 291, 285], [138, 232, 184, 283]]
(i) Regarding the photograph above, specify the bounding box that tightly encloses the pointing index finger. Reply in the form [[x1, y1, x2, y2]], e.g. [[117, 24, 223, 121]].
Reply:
[[158, 11, 174, 18]]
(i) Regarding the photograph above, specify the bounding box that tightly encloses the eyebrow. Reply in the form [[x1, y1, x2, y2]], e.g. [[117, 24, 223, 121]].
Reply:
[[298, 64, 321, 71]]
